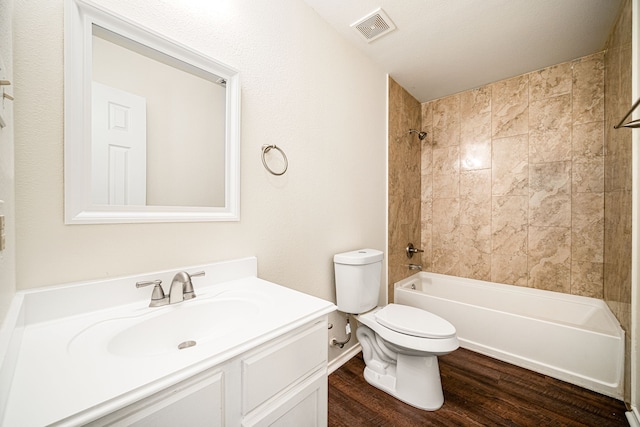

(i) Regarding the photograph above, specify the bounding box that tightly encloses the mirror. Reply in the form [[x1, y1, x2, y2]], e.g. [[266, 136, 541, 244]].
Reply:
[[64, 0, 240, 223]]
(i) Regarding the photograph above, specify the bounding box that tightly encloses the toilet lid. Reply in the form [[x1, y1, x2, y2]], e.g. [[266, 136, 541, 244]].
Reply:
[[375, 304, 456, 339]]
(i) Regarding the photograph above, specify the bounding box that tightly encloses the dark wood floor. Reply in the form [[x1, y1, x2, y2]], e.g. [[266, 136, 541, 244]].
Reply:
[[329, 349, 628, 426]]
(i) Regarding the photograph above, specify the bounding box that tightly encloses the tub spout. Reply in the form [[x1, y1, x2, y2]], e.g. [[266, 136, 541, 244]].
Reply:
[[407, 264, 422, 271]]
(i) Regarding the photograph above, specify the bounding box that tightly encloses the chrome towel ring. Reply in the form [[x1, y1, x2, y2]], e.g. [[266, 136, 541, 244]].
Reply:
[[261, 144, 288, 176]]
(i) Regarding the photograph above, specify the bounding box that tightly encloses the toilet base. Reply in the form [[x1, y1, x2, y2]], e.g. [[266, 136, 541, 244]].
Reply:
[[362, 353, 444, 411]]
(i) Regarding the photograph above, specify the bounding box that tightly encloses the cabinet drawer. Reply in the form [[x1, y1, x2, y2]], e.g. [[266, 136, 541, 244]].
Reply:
[[87, 368, 225, 427], [242, 320, 327, 414]]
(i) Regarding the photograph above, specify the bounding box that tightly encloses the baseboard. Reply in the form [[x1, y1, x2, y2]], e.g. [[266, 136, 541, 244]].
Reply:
[[627, 407, 640, 427], [328, 343, 362, 375]]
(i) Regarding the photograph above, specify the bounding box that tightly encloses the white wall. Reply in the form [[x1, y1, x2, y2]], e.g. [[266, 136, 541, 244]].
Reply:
[[10, 0, 387, 354], [0, 0, 14, 324], [0, 0, 15, 324]]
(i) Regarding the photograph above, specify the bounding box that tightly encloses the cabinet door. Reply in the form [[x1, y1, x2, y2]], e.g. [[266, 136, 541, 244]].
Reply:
[[87, 369, 225, 427], [242, 370, 327, 427], [242, 320, 327, 414]]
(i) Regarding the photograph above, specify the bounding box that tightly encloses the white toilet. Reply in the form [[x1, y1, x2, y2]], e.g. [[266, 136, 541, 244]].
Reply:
[[334, 248, 459, 410]]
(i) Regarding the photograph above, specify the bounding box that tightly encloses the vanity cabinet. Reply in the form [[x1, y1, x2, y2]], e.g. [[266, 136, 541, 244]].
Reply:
[[241, 319, 328, 426], [87, 317, 329, 426], [86, 368, 226, 426]]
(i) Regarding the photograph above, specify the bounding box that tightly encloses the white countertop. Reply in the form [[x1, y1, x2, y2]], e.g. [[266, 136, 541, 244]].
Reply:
[[0, 258, 335, 426]]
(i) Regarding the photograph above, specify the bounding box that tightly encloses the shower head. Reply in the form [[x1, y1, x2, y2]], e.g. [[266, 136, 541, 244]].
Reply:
[[408, 129, 427, 141]]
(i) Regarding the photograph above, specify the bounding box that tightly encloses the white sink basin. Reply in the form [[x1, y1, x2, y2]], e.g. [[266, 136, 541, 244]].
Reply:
[[68, 295, 262, 358], [1, 259, 337, 427]]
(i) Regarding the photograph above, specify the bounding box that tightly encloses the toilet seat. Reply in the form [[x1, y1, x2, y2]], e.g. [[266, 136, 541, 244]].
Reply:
[[357, 305, 458, 354], [375, 304, 456, 339]]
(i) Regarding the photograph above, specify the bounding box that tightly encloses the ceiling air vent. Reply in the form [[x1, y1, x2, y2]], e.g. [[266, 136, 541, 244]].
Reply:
[[351, 8, 396, 43]]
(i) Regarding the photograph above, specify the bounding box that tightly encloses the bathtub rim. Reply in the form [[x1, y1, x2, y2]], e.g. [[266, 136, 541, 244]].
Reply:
[[394, 272, 623, 336]]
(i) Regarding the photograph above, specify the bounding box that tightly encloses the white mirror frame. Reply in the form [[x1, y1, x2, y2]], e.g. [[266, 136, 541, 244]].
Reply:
[[64, 0, 240, 224]]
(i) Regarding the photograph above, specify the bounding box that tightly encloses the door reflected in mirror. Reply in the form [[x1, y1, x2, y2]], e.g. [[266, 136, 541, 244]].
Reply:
[[91, 25, 226, 208]]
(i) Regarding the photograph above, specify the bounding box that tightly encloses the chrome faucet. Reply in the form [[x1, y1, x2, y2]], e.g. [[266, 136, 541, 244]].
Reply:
[[135, 279, 167, 307], [137, 270, 205, 307], [169, 271, 205, 304]]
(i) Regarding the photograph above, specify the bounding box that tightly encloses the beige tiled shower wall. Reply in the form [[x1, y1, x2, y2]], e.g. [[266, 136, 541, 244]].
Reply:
[[420, 51, 607, 297], [603, 0, 632, 402], [388, 78, 422, 298]]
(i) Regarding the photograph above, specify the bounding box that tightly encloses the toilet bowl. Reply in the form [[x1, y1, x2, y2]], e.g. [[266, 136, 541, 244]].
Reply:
[[355, 304, 458, 410], [334, 249, 459, 410]]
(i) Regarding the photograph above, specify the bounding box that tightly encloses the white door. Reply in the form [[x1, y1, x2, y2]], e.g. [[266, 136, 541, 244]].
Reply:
[[91, 82, 147, 205]]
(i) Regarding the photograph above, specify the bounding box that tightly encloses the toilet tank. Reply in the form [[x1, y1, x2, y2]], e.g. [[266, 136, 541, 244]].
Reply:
[[333, 249, 383, 314]]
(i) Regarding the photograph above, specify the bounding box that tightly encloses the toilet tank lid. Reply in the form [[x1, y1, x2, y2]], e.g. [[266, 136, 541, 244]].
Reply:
[[334, 249, 384, 265]]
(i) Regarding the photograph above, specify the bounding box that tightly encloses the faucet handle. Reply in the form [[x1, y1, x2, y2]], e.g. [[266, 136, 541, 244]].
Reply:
[[136, 279, 167, 307], [406, 243, 424, 259], [183, 271, 205, 300]]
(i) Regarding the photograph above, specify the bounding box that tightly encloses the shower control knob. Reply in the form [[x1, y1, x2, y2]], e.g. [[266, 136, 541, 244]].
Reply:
[[406, 243, 424, 259]]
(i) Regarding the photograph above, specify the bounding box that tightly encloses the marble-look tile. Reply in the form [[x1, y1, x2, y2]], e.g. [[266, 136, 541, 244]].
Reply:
[[612, 0, 632, 46], [410, 47, 622, 303], [571, 261, 603, 298], [461, 138, 491, 171], [572, 121, 604, 161], [421, 135, 433, 176], [460, 170, 491, 225], [572, 192, 604, 263], [432, 242, 460, 276], [460, 169, 491, 201], [528, 226, 571, 293], [529, 161, 571, 227], [461, 86, 491, 117], [573, 160, 604, 194], [460, 220, 491, 253], [460, 86, 491, 123], [529, 61, 572, 101], [460, 198, 491, 232], [529, 94, 571, 163], [432, 95, 460, 147], [492, 135, 528, 196], [433, 173, 459, 198], [433, 197, 460, 235], [604, 190, 632, 304], [605, 47, 620, 133], [601, 0, 632, 346], [491, 254, 528, 286], [491, 75, 529, 138], [422, 101, 433, 126], [421, 200, 433, 270], [572, 53, 604, 125], [607, 301, 631, 333], [459, 224, 491, 281], [432, 197, 460, 276], [605, 154, 632, 193], [492, 195, 527, 256], [433, 145, 460, 175], [421, 167, 433, 201], [460, 88, 491, 171], [388, 77, 422, 291], [621, 46, 632, 106]]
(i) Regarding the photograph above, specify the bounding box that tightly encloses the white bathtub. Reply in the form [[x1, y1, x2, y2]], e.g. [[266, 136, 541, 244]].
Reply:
[[394, 272, 625, 399]]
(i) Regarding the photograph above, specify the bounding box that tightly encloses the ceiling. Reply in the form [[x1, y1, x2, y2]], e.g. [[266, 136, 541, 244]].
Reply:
[[302, 0, 623, 102]]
